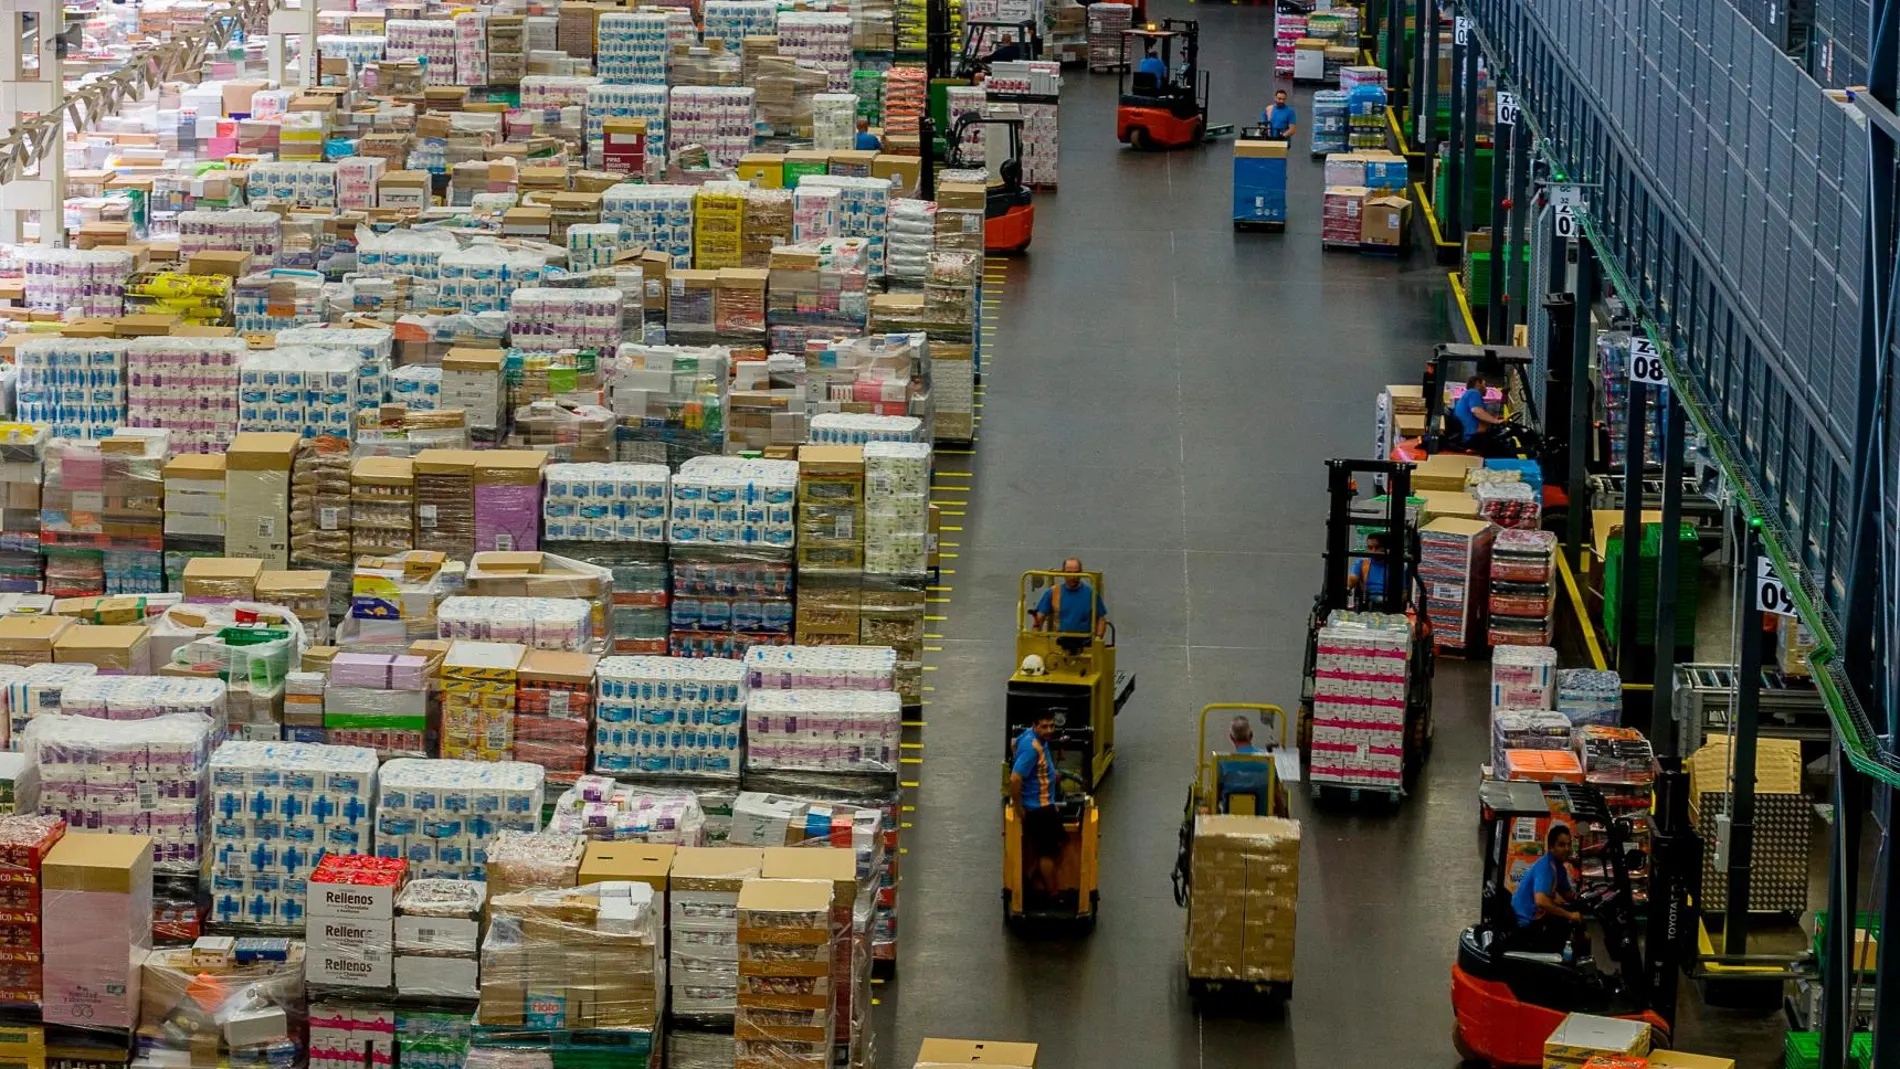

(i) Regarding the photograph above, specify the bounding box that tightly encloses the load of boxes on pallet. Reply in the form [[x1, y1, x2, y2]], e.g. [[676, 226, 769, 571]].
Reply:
[[1539, 1014, 1735, 1069], [0, 4, 1099, 1069]]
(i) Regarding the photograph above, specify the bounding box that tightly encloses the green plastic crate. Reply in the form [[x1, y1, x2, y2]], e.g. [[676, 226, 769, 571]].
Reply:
[[1601, 521, 1700, 649], [1812, 909, 1881, 976], [1784, 1030, 1872, 1069]]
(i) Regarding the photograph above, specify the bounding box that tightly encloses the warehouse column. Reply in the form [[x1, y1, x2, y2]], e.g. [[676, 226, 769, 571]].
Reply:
[[1446, 10, 1465, 241], [1650, 393, 1685, 750], [1458, 13, 1479, 251], [1873, 785, 1900, 1061], [1615, 371, 1648, 676], [1722, 522, 1765, 956], [1485, 90, 1512, 343], [1419, 0, 1439, 153], [0, 0, 64, 244], [1385, 0, 1406, 115], [1505, 101, 1531, 334], [1564, 234, 1595, 569], [1823, 753, 1863, 1069]]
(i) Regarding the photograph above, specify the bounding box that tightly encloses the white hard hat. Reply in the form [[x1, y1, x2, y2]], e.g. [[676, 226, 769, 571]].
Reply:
[[1019, 654, 1046, 676]]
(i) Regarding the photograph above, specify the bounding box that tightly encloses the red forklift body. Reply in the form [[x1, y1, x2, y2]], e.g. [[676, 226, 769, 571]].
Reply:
[[986, 202, 1034, 254], [1116, 106, 1205, 150], [1451, 963, 1669, 1068]]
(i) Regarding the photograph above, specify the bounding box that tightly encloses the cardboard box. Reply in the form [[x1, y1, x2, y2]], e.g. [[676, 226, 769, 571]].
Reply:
[[578, 842, 675, 895], [378, 171, 432, 210], [871, 153, 922, 196], [182, 557, 264, 601], [42, 834, 153, 1030], [53, 624, 152, 676], [914, 1039, 1040, 1067], [225, 433, 300, 567], [1234, 139, 1289, 158], [1411, 451, 1480, 492], [736, 153, 785, 188], [759, 847, 856, 908], [186, 250, 253, 278], [0, 617, 71, 666], [936, 181, 987, 212], [1361, 194, 1410, 247], [1543, 1013, 1652, 1067], [1644, 1054, 1737, 1069]]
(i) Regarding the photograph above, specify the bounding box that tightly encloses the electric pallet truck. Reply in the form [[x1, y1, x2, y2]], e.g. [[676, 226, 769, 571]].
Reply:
[[945, 111, 1035, 254], [1001, 569, 1135, 930]]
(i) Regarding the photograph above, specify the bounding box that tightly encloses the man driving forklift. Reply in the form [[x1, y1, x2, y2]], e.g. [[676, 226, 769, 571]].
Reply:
[[1511, 823, 1583, 952], [1009, 712, 1062, 902], [1453, 373, 1507, 455], [1029, 558, 1109, 640]]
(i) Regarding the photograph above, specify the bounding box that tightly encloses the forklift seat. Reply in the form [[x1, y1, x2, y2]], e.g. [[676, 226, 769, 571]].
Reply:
[[1215, 754, 1272, 815], [1130, 71, 1161, 95]]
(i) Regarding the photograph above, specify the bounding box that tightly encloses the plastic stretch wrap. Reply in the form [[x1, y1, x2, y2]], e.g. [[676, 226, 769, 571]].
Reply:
[[23, 711, 215, 873], [744, 690, 901, 776], [608, 345, 730, 466], [0, 814, 64, 1008], [478, 882, 663, 1030], [508, 401, 616, 465], [1491, 710, 1575, 774], [126, 338, 244, 454], [668, 457, 796, 549], [396, 877, 484, 998], [237, 347, 358, 439], [515, 650, 599, 784], [139, 941, 305, 1064], [669, 846, 762, 1019], [1555, 669, 1622, 727], [745, 646, 895, 691], [543, 463, 669, 544], [42, 428, 164, 554], [1185, 815, 1299, 984], [1490, 644, 1557, 711], [6, 664, 96, 744], [207, 740, 379, 929], [292, 438, 356, 568], [375, 759, 545, 880], [594, 655, 747, 780], [59, 676, 226, 725], [43, 836, 153, 1029], [465, 552, 615, 659], [549, 775, 707, 843], [485, 830, 584, 898], [439, 641, 526, 763], [668, 548, 794, 659], [438, 597, 592, 652]]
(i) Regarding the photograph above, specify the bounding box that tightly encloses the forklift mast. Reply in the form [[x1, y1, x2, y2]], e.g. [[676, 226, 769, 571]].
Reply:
[[1320, 459, 1413, 616], [925, 0, 954, 79]]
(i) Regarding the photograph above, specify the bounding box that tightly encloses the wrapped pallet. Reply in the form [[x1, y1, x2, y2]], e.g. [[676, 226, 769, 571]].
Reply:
[[1185, 814, 1299, 986]]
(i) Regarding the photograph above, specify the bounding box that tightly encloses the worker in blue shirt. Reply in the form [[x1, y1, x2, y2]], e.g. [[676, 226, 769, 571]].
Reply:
[[1261, 88, 1298, 139], [1136, 42, 1168, 86], [1029, 558, 1108, 638], [1009, 712, 1063, 899], [854, 118, 882, 151], [1454, 373, 1505, 452], [1349, 532, 1392, 608], [1512, 824, 1583, 951], [1228, 717, 1262, 754]]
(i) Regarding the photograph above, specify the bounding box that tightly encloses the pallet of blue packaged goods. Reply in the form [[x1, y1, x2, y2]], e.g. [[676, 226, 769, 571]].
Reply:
[[1232, 139, 1289, 231]]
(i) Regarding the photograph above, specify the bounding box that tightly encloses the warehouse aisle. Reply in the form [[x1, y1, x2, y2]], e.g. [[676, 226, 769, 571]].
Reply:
[[872, 6, 1487, 1066]]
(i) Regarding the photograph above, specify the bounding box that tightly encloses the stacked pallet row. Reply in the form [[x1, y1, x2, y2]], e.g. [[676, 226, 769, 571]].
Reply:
[[1087, 3, 1133, 71]]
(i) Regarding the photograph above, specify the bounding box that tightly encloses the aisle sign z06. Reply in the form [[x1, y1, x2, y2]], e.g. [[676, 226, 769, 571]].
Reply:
[[1454, 15, 1471, 45], [1496, 91, 1519, 127], [1756, 557, 1796, 617], [1628, 336, 1668, 386]]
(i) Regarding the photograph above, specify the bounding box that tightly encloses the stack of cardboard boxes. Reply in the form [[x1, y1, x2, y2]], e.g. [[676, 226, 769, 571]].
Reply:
[[1184, 815, 1300, 985], [478, 883, 662, 1031], [914, 1039, 1038, 1068], [735, 878, 835, 1069], [1542, 1013, 1654, 1067]]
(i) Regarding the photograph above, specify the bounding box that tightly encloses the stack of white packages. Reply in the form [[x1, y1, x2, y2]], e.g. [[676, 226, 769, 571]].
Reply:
[[1308, 611, 1410, 791], [390, 365, 442, 411], [777, 11, 854, 89], [318, 34, 386, 65], [454, 12, 488, 85], [603, 185, 697, 268], [6, 664, 96, 746], [437, 597, 593, 651], [522, 75, 602, 110], [19, 249, 131, 318], [374, 759, 545, 880], [25, 712, 216, 872], [745, 690, 902, 774], [745, 645, 896, 690], [596, 12, 671, 85], [126, 337, 245, 453], [809, 413, 923, 445], [798, 176, 891, 274], [436, 245, 549, 313], [245, 162, 339, 209], [568, 223, 628, 272], [278, 327, 396, 423], [543, 462, 670, 543], [177, 209, 281, 263], [813, 93, 860, 150], [507, 288, 624, 353], [15, 337, 127, 438], [337, 156, 387, 211], [1490, 710, 1574, 772], [1490, 644, 1557, 711], [237, 348, 358, 439], [207, 740, 380, 930], [946, 84, 987, 157], [1556, 669, 1622, 727], [666, 456, 798, 548], [355, 228, 458, 304], [387, 19, 457, 84], [59, 677, 227, 725], [793, 185, 841, 243], [593, 656, 748, 780], [548, 775, 709, 843], [886, 200, 934, 283], [864, 442, 929, 576], [702, 0, 777, 46], [668, 87, 757, 168]]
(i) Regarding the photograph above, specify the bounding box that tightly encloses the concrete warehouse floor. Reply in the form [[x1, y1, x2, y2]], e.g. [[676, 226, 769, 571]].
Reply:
[[868, 4, 1801, 1067]]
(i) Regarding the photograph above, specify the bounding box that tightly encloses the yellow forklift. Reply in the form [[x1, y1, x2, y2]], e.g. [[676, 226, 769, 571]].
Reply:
[[1000, 569, 1134, 929]]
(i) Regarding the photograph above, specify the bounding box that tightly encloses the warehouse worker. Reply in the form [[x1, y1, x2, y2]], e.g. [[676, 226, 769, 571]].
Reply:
[[1261, 89, 1298, 139], [1349, 532, 1392, 607], [1010, 712, 1063, 900], [981, 32, 1026, 66], [1512, 824, 1583, 951], [855, 118, 882, 151], [1454, 373, 1505, 452], [1136, 42, 1168, 87], [1029, 558, 1109, 639], [1229, 717, 1262, 755]]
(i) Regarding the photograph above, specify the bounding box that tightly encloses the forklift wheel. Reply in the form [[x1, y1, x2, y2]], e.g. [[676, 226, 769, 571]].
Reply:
[[1451, 1025, 1484, 1067], [1129, 127, 1152, 151]]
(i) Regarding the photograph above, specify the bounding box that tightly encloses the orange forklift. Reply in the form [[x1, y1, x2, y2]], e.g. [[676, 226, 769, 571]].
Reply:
[[946, 110, 1034, 254], [1116, 21, 1214, 150]]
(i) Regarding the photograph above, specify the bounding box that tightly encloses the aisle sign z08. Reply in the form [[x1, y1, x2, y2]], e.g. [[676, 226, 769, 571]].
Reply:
[[1756, 557, 1797, 617], [1627, 336, 1668, 386]]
